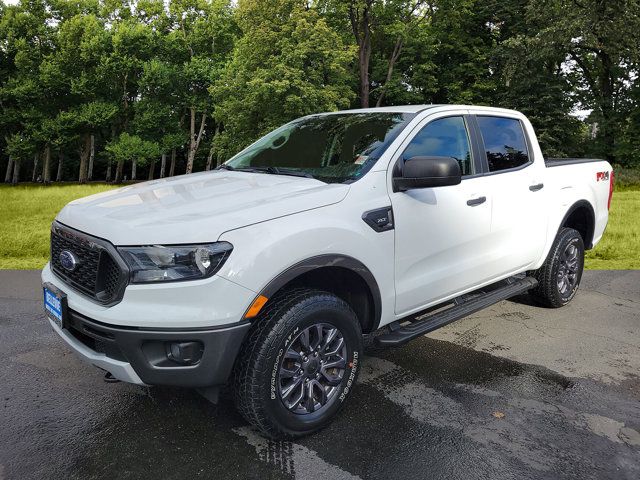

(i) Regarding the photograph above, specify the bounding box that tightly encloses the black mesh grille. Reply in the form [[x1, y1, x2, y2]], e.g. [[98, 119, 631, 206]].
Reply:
[[100, 254, 122, 299], [50, 224, 128, 305]]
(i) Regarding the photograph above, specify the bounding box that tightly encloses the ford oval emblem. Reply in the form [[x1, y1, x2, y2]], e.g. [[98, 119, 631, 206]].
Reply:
[[59, 250, 79, 272]]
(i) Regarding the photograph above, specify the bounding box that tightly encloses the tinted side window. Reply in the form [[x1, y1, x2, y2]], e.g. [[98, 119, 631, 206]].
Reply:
[[402, 116, 474, 176], [477, 116, 530, 172]]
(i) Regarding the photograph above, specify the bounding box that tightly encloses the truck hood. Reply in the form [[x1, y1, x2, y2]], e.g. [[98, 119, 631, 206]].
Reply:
[[56, 171, 349, 245]]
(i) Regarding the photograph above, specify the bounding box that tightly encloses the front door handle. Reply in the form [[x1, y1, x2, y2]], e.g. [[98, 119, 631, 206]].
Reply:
[[529, 183, 544, 192], [466, 196, 486, 206]]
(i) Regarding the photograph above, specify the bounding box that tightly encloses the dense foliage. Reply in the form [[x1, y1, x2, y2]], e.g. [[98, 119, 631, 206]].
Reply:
[[1, 0, 639, 184]]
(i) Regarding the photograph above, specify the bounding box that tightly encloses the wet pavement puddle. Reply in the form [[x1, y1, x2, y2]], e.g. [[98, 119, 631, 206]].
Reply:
[[2, 283, 640, 480]]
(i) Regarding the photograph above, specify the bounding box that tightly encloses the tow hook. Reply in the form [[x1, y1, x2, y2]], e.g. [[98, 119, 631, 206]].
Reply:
[[103, 371, 120, 383]]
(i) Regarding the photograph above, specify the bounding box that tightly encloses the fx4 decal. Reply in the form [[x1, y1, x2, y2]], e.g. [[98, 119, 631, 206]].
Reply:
[[596, 171, 610, 181]]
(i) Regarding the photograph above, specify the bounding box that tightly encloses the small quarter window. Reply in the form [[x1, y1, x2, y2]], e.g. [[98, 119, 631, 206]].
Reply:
[[402, 116, 474, 176], [477, 116, 530, 172]]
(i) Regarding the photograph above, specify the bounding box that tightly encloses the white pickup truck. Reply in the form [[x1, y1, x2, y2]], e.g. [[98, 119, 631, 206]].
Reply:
[[42, 105, 613, 438]]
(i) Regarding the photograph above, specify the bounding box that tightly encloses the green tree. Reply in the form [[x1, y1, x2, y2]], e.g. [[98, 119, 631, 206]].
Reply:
[[167, 0, 236, 174], [105, 132, 160, 179], [211, 0, 354, 159], [528, 0, 640, 163], [0, 0, 58, 183]]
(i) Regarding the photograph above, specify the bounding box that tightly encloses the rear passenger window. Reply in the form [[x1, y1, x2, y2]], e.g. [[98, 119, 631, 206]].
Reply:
[[402, 116, 474, 176], [477, 116, 530, 172]]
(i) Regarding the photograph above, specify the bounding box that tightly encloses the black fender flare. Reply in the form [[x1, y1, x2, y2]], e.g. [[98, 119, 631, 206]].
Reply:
[[255, 254, 382, 330], [559, 200, 596, 249]]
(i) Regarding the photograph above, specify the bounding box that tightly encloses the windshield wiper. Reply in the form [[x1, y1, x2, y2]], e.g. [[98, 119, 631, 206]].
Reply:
[[216, 164, 235, 171], [216, 165, 263, 174], [217, 164, 315, 179], [258, 166, 316, 179]]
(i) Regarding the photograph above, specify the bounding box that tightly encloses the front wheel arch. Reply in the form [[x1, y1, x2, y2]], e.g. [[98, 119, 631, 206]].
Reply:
[[250, 255, 382, 333]]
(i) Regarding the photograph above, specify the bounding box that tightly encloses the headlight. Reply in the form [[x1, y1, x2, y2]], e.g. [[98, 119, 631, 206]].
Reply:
[[118, 242, 233, 283]]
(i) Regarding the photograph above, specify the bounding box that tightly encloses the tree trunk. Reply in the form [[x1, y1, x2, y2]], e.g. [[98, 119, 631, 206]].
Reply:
[[4, 157, 13, 183], [42, 145, 51, 184], [358, 36, 371, 108], [169, 148, 176, 177], [376, 37, 403, 108], [148, 160, 155, 180], [206, 147, 214, 171], [131, 159, 137, 181], [32, 152, 39, 182], [598, 50, 615, 163], [186, 108, 206, 174], [11, 159, 20, 185], [349, 2, 373, 108], [88, 134, 95, 181], [206, 124, 220, 171], [160, 153, 167, 178], [107, 124, 115, 182], [115, 160, 124, 183], [56, 152, 64, 181], [78, 134, 91, 183]]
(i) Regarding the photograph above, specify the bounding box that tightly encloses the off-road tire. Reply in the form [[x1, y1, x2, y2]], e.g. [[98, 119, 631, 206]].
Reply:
[[233, 288, 363, 439], [530, 227, 585, 308]]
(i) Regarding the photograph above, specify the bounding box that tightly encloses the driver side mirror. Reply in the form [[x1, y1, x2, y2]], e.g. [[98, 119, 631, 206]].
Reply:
[[393, 156, 462, 192]]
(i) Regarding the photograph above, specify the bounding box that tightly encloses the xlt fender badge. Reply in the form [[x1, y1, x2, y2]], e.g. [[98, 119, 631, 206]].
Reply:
[[363, 207, 394, 232]]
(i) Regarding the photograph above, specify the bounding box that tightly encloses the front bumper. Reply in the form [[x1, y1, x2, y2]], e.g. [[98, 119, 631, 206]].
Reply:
[[41, 262, 257, 329], [47, 307, 250, 387], [42, 262, 255, 387]]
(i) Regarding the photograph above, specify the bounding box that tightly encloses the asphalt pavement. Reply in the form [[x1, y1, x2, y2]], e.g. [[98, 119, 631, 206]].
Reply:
[[1, 270, 639, 480]]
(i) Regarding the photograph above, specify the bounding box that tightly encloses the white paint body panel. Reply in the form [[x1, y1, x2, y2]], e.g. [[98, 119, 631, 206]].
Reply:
[[55, 170, 347, 245], [43, 105, 612, 332]]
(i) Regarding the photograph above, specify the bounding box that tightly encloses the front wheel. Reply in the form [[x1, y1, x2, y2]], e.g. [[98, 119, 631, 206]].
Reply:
[[530, 227, 585, 308], [233, 289, 363, 439]]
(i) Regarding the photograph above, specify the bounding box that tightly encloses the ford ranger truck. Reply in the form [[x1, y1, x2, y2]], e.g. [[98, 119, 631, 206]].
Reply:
[[42, 105, 613, 438]]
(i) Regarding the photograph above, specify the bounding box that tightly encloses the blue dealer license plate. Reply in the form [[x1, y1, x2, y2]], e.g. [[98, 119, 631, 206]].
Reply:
[[44, 286, 65, 329]]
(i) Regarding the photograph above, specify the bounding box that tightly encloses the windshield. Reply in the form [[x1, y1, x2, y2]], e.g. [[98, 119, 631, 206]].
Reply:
[[224, 112, 416, 183]]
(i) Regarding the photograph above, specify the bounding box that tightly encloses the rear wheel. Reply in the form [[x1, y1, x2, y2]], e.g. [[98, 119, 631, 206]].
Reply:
[[233, 289, 362, 439], [531, 227, 585, 308]]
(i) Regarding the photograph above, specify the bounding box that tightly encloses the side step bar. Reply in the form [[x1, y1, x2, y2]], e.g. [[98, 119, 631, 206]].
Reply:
[[375, 276, 538, 347]]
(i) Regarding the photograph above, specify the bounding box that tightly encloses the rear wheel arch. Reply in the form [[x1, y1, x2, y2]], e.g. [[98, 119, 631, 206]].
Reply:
[[559, 200, 595, 249], [252, 255, 382, 333]]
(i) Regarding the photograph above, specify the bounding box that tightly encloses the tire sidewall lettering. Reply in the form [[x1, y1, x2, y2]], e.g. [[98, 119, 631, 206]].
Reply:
[[339, 350, 358, 402], [270, 326, 299, 401]]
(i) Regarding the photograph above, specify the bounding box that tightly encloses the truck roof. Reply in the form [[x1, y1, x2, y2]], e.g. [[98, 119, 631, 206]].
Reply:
[[317, 105, 523, 116]]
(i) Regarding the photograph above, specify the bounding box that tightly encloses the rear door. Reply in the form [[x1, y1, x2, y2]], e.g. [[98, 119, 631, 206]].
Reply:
[[472, 115, 548, 274], [390, 111, 494, 315]]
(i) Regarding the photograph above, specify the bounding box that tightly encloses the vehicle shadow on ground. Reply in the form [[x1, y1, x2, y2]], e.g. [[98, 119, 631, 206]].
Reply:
[[504, 292, 543, 307]]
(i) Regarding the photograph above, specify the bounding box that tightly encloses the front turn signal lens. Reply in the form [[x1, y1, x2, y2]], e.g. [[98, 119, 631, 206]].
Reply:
[[245, 295, 269, 318]]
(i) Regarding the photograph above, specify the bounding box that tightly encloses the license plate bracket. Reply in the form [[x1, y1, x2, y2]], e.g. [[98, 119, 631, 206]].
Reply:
[[43, 282, 68, 330]]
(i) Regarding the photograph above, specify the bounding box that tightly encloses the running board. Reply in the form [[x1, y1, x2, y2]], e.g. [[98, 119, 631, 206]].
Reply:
[[375, 276, 538, 347]]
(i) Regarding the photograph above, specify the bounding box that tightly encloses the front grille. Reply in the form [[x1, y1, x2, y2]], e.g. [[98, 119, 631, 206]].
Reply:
[[50, 222, 128, 305]]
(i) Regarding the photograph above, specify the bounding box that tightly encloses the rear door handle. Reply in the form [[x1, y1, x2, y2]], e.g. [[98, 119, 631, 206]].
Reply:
[[529, 183, 544, 192], [466, 196, 486, 206]]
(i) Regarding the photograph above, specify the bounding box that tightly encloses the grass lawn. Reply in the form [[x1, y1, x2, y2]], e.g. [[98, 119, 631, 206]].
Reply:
[[0, 184, 118, 269], [584, 187, 640, 269], [0, 183, 638, 270]]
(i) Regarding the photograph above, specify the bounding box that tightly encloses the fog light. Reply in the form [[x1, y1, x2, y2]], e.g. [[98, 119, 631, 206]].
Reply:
[[166, 341, 204, 365]]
